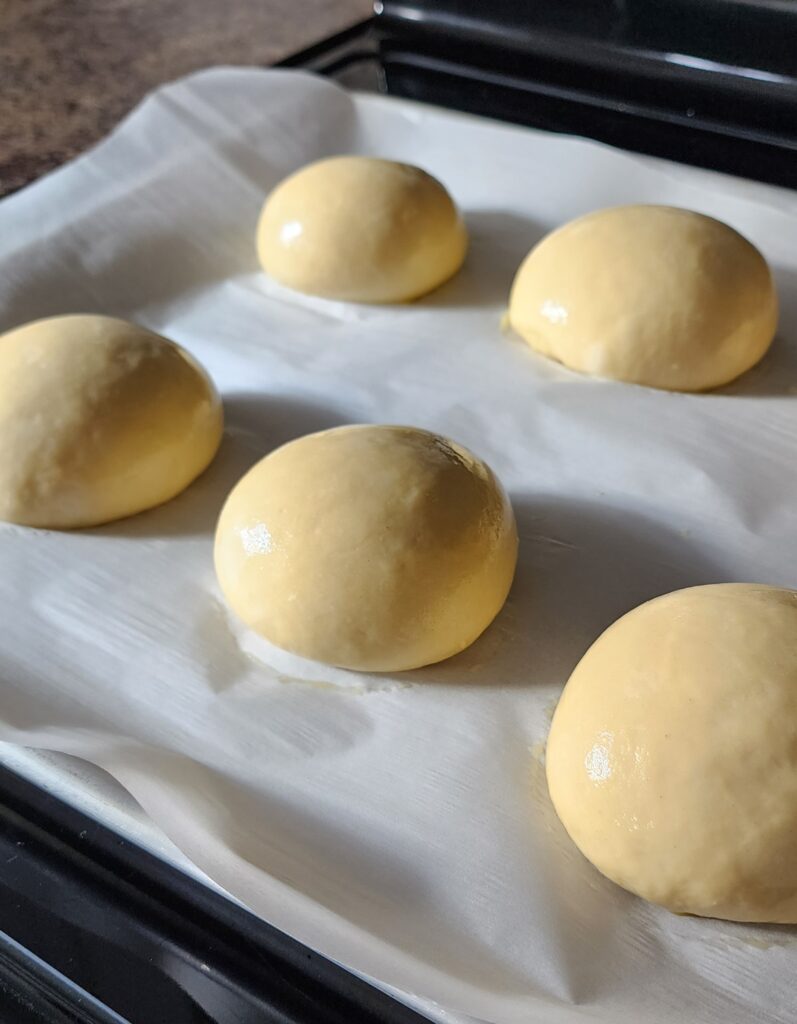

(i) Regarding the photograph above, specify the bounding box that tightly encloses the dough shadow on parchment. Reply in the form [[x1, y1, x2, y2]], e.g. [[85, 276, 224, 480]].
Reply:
[[0, 229, 260, 333], [711, 265, 797, 398], [222, 390, 354, 450], [87, 393, 350, 539], [405, 494, 730, 688], [413, 209, 546, 311]]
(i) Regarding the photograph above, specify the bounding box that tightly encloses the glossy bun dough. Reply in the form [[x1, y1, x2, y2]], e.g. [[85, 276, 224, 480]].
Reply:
[[546, 583, 797, 923], [214, 424, 517, 671], [256, 156, 467, 303], [0, 314, 222, 528], [509, 205, 777, 391]]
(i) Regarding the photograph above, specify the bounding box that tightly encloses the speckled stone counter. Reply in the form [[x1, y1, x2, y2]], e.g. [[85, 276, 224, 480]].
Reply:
[[0, 0, 371, 197]]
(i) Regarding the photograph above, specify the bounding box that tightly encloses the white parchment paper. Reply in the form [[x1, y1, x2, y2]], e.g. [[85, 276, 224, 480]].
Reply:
[[2, 68, 797, 1024]]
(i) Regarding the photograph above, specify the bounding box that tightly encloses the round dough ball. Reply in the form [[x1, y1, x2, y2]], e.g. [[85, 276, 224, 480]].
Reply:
[[546, 583, 797, 923], [509, 205, 777, 391], [256, 156, 467, 303], [214, 424, 517, 671], [0, 314, 223, 529]]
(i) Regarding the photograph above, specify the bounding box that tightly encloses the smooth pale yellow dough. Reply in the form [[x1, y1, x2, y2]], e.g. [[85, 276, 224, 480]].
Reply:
[[256, 156, 467, 303], [546, 583, 797, 923], [0, 314, 223, 529], [214, 424, 517, 671], [509, 205, 778, 391]]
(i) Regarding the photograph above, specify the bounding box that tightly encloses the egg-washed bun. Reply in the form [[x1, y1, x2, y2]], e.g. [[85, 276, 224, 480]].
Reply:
[[546, 583, 797, 923], [257, 156, 467, 303], [509, 205, 777, 391], [214, 424, 517, 671], [0, 314, 223, 529]]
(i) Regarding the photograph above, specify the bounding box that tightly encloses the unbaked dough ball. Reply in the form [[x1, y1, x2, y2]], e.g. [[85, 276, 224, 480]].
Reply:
[[256, 156, 467, 303], [546, 583, 797, 923], [0, 314, 223, 529], [214, 424, 517, 671], [509, 205, 777, 391]]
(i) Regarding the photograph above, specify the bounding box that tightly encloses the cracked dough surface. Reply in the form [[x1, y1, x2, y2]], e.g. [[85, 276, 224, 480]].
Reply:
[[214, 424, 517, 671], [546, 583, 797, 923]]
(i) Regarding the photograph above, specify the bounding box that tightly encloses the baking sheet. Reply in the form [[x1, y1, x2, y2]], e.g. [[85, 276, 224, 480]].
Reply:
[[1, 68, 797, 1024]]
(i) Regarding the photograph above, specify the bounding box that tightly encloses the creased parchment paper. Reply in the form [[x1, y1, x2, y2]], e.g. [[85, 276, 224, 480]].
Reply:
[[2, 68, 797, 1024]]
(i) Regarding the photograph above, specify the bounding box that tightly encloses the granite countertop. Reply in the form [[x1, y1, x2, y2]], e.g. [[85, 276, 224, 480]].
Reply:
[[0, 0, 372, 197]]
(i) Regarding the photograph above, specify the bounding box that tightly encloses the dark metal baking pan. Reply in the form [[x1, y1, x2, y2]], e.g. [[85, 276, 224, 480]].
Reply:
[[5, 5, 796, 1020], [374, 0, 797, 187], [0, 761, 429, 1024]]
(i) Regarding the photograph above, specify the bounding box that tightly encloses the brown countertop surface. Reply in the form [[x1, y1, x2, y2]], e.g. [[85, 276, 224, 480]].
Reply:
[[0, 0, 371, 197]]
